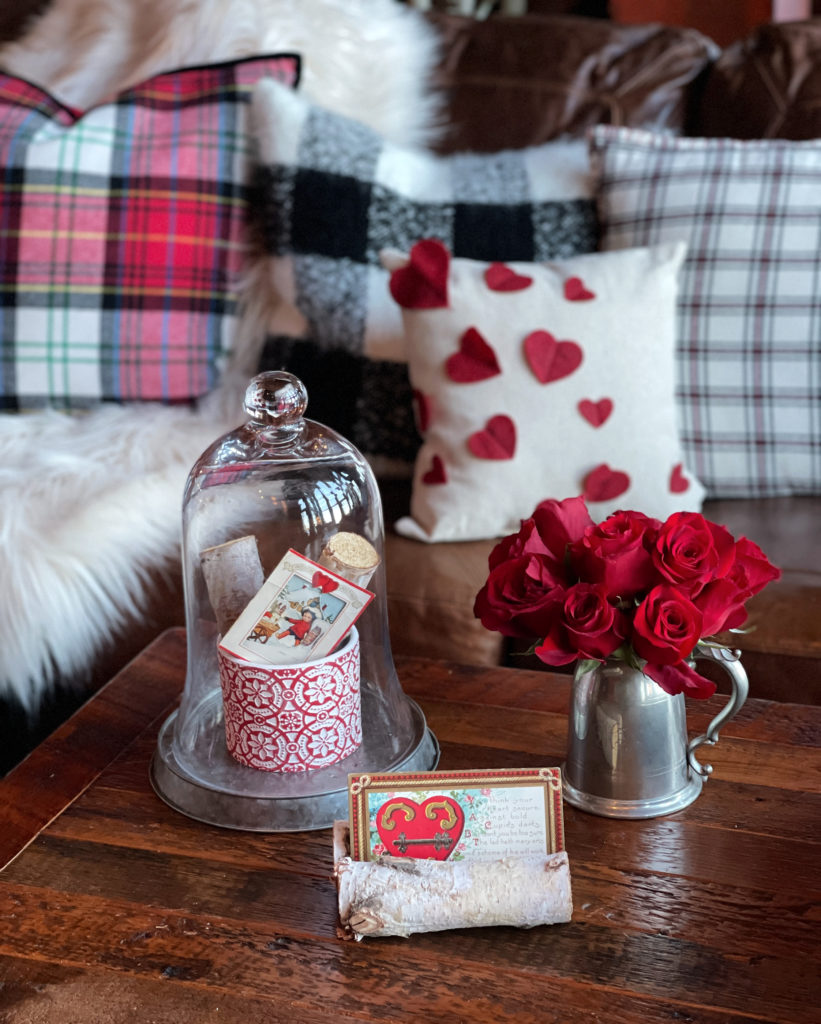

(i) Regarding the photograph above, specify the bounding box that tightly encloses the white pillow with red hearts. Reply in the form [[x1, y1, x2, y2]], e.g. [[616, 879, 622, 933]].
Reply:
[[382, 239, 704, 542]]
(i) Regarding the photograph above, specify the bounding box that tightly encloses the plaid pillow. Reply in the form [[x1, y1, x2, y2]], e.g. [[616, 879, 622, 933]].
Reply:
[[0, 55, 300, 411], [249, 79, 598, 470], [590, 126, 821, 497]]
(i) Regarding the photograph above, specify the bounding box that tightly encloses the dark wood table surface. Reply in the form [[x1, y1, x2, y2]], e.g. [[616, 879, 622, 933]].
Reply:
[[1, 628, 819, 1024]]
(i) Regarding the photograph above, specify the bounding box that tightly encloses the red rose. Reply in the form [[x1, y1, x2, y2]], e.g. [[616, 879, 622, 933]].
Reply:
[[652, 512, 735, 596], [531, 495, 594, 565], [570, 509, 661, 599], [633, 584, 703, 665], [534, 583, 627, 666], [473, 554, 565, 639], [731, 536, 781, 599], [488, 515, 553, 571], [692, 535, 781, 636], [693, 578, 747, 636]]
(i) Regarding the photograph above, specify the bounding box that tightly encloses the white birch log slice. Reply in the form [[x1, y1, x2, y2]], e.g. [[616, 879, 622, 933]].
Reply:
[[200, 535, 265, 633], [334, 827, 573, 939]]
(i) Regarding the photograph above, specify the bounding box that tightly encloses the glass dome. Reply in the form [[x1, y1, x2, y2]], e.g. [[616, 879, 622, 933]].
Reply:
[[151, 372, 438, 831]]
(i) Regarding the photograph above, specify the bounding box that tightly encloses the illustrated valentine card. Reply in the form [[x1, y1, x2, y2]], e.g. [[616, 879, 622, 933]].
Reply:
[[348, 768, 564, 863], [219, 549, 373, 666]]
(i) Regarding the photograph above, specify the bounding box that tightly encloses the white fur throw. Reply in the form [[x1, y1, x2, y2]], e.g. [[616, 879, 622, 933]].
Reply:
[[0, 0, 442, 147], [0, 0, 442, 709]]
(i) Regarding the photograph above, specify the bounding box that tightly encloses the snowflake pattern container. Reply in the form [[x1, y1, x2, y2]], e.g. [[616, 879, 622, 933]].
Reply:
[[218, 628, 362, 771], [151, 372, 439, 831]]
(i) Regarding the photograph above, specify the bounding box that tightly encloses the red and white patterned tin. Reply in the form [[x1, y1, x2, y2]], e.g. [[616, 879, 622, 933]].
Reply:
[[218, 628, 361, 772]]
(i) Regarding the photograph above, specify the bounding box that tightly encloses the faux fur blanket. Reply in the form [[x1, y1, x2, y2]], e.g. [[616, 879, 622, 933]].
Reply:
[[0, 0, 441, 710]]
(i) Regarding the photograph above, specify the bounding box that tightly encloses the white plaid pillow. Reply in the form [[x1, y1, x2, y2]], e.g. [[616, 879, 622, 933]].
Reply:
[[590, 126, 821, 497]]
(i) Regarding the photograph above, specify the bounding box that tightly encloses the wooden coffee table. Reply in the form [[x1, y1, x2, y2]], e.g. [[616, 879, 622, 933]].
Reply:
[[1, 628, 819, 1023]]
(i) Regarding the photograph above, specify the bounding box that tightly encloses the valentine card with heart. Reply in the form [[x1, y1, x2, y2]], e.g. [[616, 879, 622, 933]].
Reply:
[[348, 767, 565, 863], [219, 549, 374, 666]]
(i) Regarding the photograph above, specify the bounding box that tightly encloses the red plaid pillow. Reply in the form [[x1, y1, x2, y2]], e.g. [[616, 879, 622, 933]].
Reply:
[[0, 54, 300, 410]]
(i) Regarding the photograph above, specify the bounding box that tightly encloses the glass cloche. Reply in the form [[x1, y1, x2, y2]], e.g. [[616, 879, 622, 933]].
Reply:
[[151, 372, 438, 831]]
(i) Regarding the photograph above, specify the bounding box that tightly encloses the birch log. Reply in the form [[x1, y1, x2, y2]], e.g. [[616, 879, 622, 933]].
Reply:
[[200, 535, 265, 633], [332, 822, 573, 940]]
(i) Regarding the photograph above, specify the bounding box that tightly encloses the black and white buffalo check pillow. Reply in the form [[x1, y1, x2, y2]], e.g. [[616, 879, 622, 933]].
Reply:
[[249, 79, 598, 471], [590, 126, 821, 498]]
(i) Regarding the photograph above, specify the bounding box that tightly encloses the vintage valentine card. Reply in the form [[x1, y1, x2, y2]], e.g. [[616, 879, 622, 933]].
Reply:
[[347, 768, 564, 863], [219, 549, 373, 666]]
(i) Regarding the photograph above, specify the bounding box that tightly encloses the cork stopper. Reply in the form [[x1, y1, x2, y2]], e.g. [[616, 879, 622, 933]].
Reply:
[[320, 532, 380, 588]]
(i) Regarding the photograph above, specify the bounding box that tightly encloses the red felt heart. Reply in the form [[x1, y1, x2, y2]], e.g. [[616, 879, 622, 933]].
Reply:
[[375, 795, 465, 861], [583, 463, 631, 502], [446, 327, 501, 383], [311, 571, 339, 594], [563, 276, 595, 302], [484, 262, 533, 292], [669, 462, 690, 494], [523, 330, 583, 384], [578, 397, 613, 428], [412, 389, 431, 433], [422, 454, 447, 484], [468, 415, 516, 460], [388, 238, 449, 309]]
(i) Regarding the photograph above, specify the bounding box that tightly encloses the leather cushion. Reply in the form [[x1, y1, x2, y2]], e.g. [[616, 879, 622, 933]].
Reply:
[[695, 20, 821, 140], [427, 11, 719, 154]]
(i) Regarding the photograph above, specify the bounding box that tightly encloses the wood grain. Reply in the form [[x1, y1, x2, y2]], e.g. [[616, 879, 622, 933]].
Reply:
[[1, 628, 819, 1024]]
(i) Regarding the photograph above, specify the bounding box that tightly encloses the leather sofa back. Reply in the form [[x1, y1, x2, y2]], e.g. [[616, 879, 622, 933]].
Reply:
[[429, 12, 718, 153], [694, 20, 821, 139], [429, 12, 821, 154]]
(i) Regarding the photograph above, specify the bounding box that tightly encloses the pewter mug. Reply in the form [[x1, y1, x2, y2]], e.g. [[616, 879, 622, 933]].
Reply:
[[562, 644, 749, 818]]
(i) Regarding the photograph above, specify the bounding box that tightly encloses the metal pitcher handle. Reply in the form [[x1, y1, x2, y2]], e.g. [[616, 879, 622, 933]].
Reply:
[[687, 644, 749, 779]]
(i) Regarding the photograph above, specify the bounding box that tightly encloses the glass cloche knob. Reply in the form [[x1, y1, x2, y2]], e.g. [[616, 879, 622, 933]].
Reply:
[[243, 371, 307, 441]]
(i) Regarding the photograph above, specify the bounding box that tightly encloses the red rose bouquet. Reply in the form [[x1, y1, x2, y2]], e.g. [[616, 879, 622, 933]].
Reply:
[[473, 497, 780, 698]]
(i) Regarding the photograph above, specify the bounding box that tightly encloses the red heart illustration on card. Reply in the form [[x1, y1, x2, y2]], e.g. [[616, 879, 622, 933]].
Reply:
[[446, 327, 501, 383], [564, 276, 595, 301], [412, 389, 431, 434], [422, 454, 447, 484], [583, 463, 631, 502], [468, 415, 516, 460], [484, 262, 533, 292], [524, 331, 583, 384], [311, 571, 339, 594], [389, 238, 449, 309], [669, 462, 690, 493], [375, 796, 465, 861], [578, 397, 613, 428]]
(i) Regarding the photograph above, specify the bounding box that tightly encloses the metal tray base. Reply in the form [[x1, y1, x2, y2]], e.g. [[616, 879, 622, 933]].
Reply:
[[150, 697, 439, 832]]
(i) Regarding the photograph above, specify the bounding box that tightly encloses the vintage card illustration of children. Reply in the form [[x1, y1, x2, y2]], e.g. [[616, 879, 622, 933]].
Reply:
[[219, 550, 373, 666]]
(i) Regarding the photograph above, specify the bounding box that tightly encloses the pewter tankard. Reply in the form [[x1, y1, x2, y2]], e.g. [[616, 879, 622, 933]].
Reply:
[[562, 644, 748, 818]]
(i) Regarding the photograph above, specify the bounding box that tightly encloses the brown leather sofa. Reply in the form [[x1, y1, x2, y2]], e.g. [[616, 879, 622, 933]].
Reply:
[[2, 8, 820, 774]]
